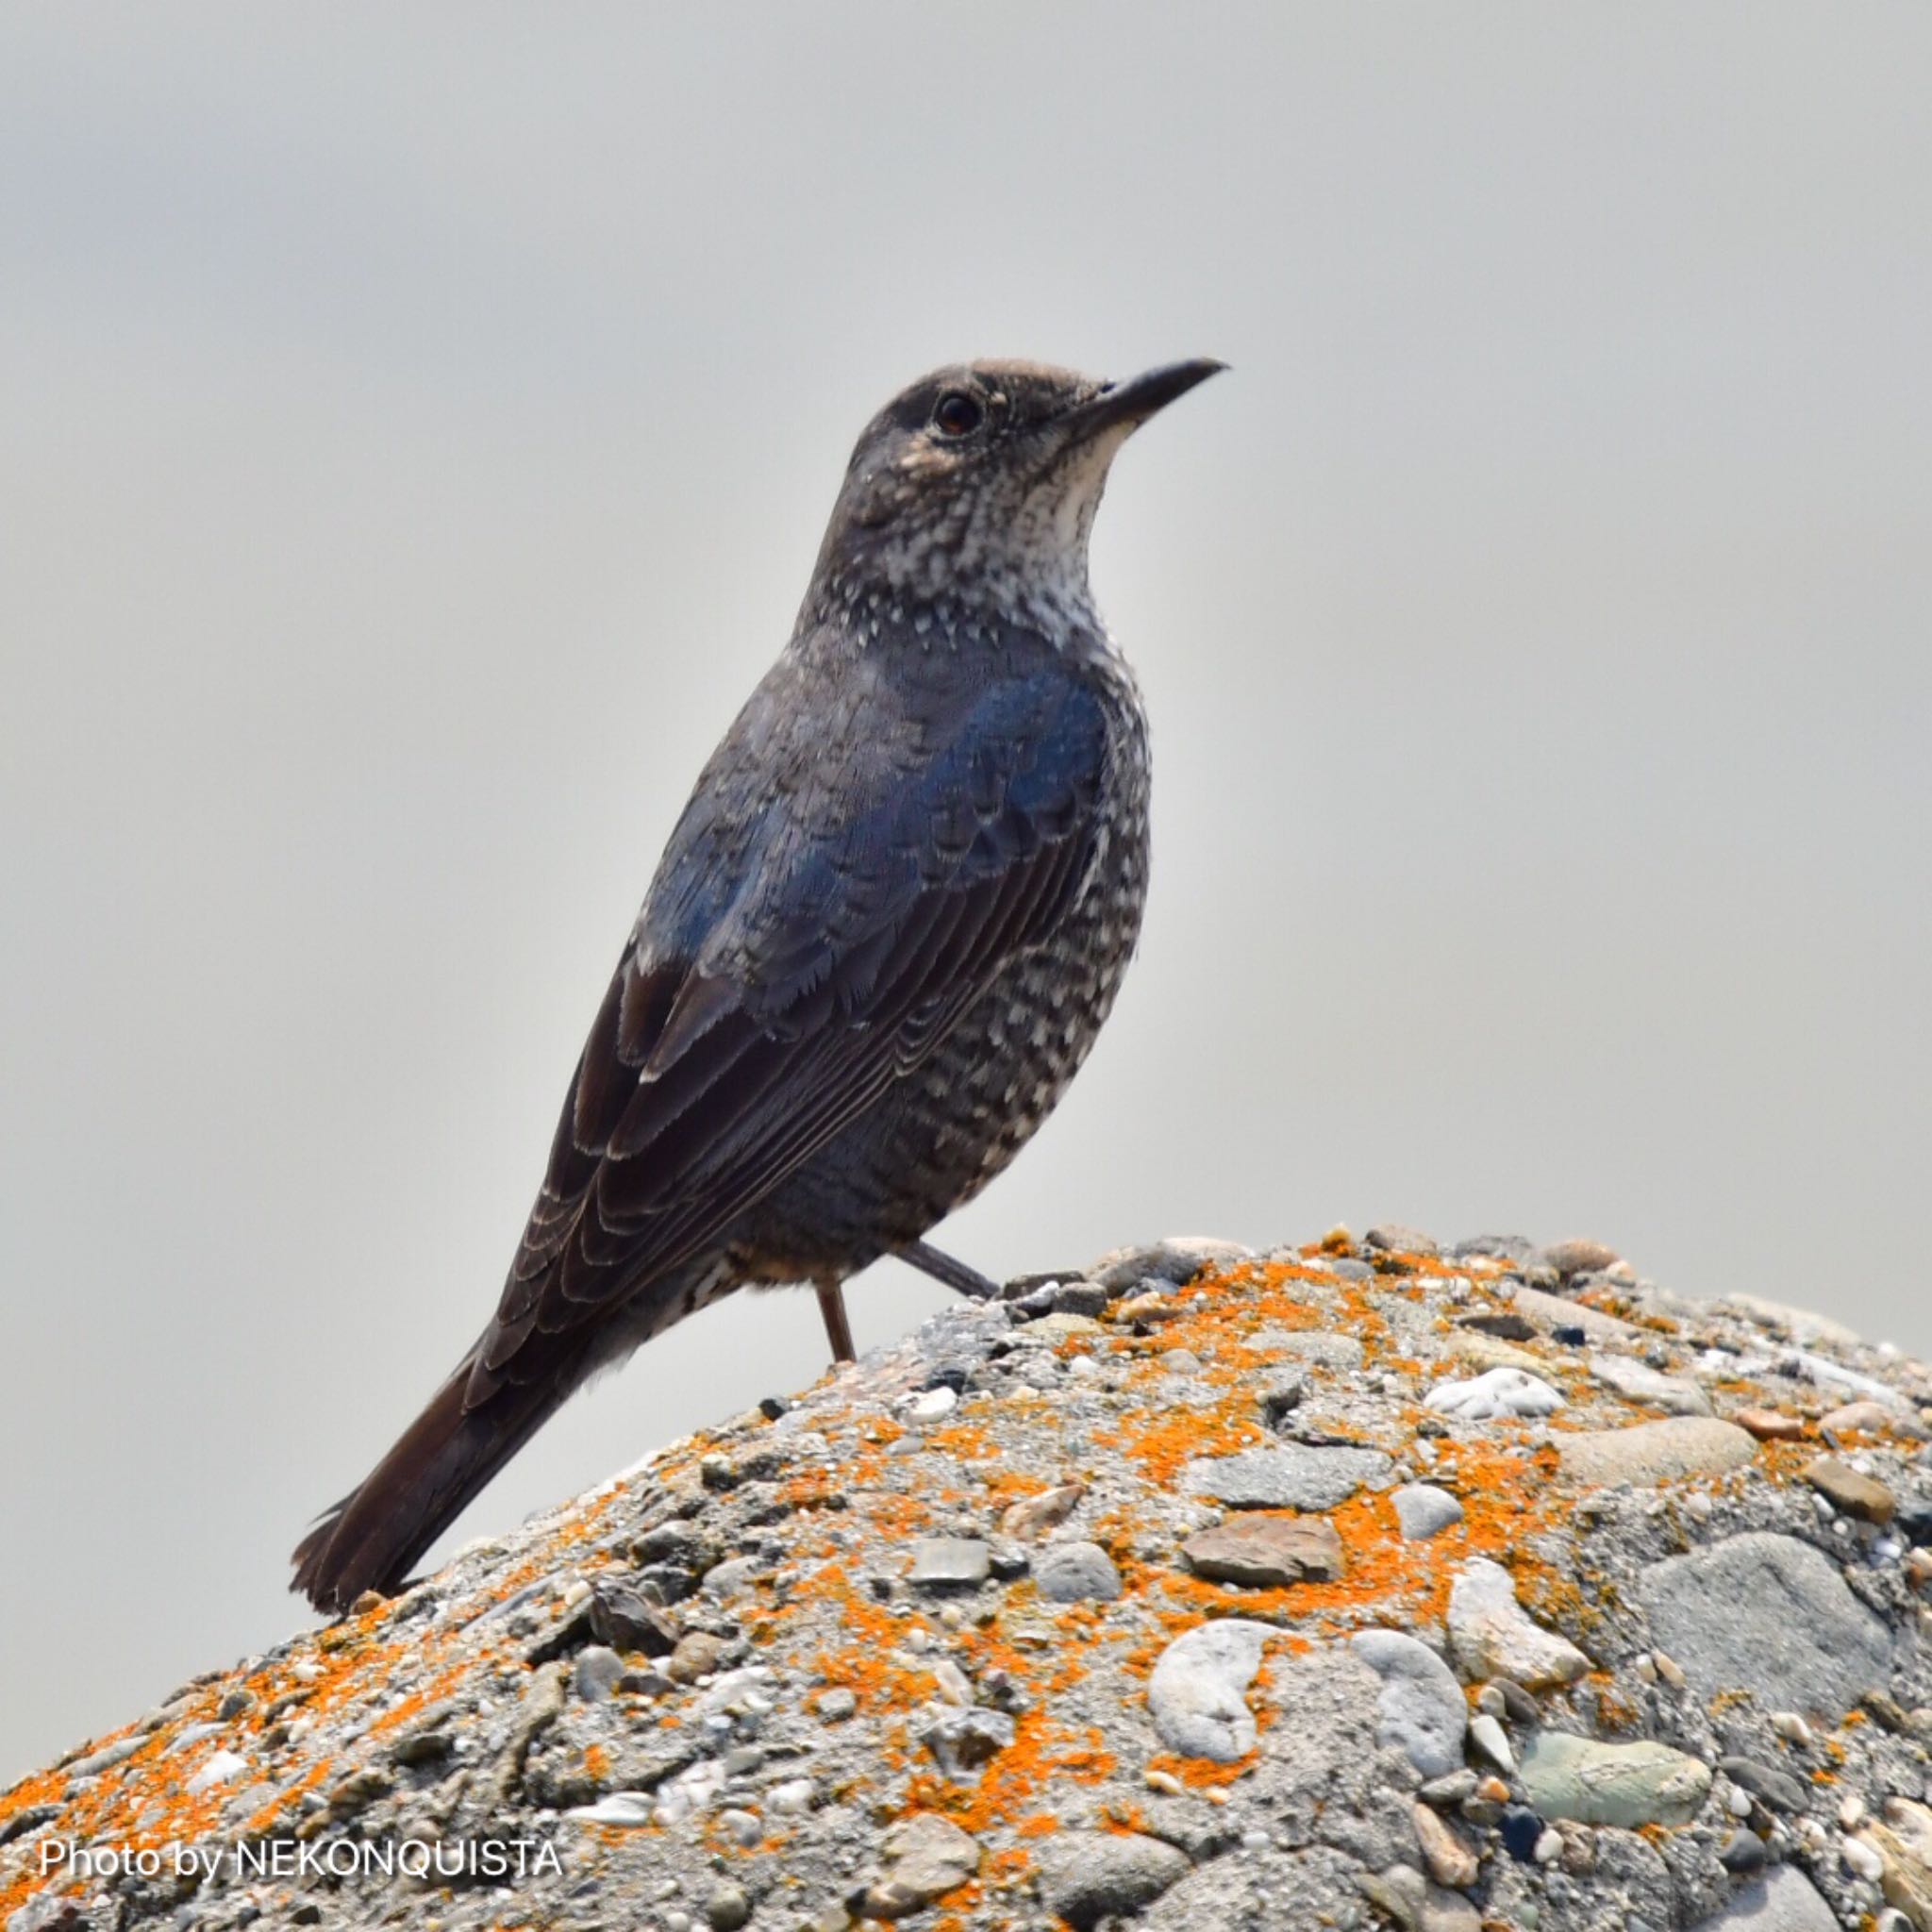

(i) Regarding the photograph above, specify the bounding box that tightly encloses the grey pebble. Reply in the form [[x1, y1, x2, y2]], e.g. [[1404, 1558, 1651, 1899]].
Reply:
[[1033, 1540, 1124, 1603], [1183, 1443, 1392, 1510], [705, 1882, 751, 1932], [1036, 1830, 1190, 1927], [1638, 1531, 1892, 1721], [1718, 1756, 1808, 1815], [908, 1538, 991, 1587], [1349, 1629, 1469, 1779], [1689, 1863, 1840, 1930], [1147, 1619, 1272, 1761], [573, 1644, 625, 1703], [1392, 1483, 1466, 1541]]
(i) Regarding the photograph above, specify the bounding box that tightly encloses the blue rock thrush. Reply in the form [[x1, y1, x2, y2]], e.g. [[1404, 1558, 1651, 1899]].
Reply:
[[292, 358, 1223, 1611]]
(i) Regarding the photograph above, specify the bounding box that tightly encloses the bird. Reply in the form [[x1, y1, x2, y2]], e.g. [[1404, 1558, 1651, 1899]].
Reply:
[[291, 355, 1223, 1613]]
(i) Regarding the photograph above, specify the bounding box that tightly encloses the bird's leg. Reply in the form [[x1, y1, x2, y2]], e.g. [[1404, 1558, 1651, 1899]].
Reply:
[[815, 1278, 857, 1364], [900, 1240, 1001, 1303]]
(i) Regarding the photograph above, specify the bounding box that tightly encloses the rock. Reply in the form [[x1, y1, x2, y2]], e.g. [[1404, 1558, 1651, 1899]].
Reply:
[[863, 1812, 981, 1918], [1424, 1366, 1565, 1421], [568, 1791, 657, 1826], [24, 1222, 1932, 1932], [1861, 1797, 1932, 1929], [590, 1578, 681, 1652], [904, 1386, 958, 1423], [1182, 1443, 1393, 1510], [1392, 1484, 1465, 1541], [1539, 1238, 1622, 1278], [1036, 1831, 1191, 1926], [1823, 1399, 1926, 1439], [1468, 1712, 1514, 1773], [1447, 1557, 1591, 1689], [1183, 1514, 1345, 1587], [1588, 1352, 1712, 1416], [1350, 1630, 1469, 1779], [1000, 1481, 1085, 1540], [699, 1554, 763, 1600], [1720, 1830, 1768, 1874], [1033, 1540, 1124, 1602], [1718, 1756, 1809, 1815], [917, 1705, 1015, 1776], [1557, 1416, 1757, 1486], [1411, 1800, 1478, 1888], [1356, 1862, 1476, 1932], [704, 1883, 751, 1932], [572, 1644, 625, 1702], [1731, 1407, 1807, 1441], [1689, 1862, 1845, 1929], [665, 1631, 730, 1684], [1638, 1531, 1893, 1721], [1259, 1371, 1307, 1424], [1364, 1224, 1441, 1255], [1266, 1329, 1366, 1371], [1518, 1730, 1711, 1828], [1804, 1453, 1896, 1523], [1357, 1862, 1428, 1930], [1148, 1620, 1272, 1761], [1089, 1236, 1252, 1291], [1511, 1283, 1642, 1342], [1724, 1294, 1863, 1350], [908, 1538, 991, 1586]]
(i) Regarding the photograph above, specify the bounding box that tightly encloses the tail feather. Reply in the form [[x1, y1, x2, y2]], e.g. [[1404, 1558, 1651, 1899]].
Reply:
[[291, 1343, 584, 1614]]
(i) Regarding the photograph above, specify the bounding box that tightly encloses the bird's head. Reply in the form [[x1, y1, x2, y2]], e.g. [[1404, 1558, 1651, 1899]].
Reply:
[[810, 358, 1224, 622]]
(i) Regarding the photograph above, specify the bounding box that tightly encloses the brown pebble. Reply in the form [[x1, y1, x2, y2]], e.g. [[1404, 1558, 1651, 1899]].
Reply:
[[1541, 1238, 1621, 1278], [1181, 1514, 1346, 1587], [1731, 1407, 1807, 1441], [1804, 1454, 1895, 1524], [1411, 1798, 1479, 1888], [665, 1632, 730, 1685], [1000, 1482, 1087, 1541]]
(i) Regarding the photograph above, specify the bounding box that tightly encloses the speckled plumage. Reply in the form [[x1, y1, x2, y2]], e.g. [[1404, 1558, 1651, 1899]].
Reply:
[[293, 357, 1220, 1611]]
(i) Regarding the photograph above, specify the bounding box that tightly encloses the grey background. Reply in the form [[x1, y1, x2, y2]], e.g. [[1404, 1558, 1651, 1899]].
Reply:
[[3, 5, 1927, 1778]]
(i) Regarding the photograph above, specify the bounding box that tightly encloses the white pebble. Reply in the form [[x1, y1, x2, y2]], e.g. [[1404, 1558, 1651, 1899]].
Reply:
[[1771, 1711, 1815, 1746], [719, 1807, 762, 1847], [1534, 1828, 1563, 1863], [1469, 1712, 1514, 1773], [185, 1749, 247, 1793], [1843, 1836, 1885, 1882], [904, 1387, 958, 1423], [767, 1778, 815, 1814], [1728, 1789, 1755, 1818], [932, 1660, 973, 1707], [1424, 1366, 1566, 1422], [1840, 1794, 1867, 1829]]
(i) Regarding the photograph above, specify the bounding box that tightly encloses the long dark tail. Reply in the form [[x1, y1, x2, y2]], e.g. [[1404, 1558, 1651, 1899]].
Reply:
[[291, 1341, 588, 1614]]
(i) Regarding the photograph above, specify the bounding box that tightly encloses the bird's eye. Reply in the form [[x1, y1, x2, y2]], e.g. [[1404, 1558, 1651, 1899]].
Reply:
[[931, 391, 984, 438]]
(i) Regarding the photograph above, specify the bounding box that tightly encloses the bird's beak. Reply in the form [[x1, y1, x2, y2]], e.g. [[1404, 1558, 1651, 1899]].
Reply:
[[1060, 358, 1227, 443]]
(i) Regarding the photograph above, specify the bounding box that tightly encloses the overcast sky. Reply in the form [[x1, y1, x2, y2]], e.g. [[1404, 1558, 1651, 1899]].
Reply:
[[3, 4, 1928, 1777]]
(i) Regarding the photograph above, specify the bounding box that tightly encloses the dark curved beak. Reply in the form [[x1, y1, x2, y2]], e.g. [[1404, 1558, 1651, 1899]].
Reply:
[[1063, 358, 1227, 442]]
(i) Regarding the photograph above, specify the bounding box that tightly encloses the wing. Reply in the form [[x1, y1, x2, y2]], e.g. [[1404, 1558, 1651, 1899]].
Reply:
[[467, 657, 1110, 1403]]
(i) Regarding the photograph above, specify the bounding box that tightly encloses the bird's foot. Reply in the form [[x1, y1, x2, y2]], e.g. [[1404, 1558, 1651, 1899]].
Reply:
[[899, 1241, 1000, 1302]]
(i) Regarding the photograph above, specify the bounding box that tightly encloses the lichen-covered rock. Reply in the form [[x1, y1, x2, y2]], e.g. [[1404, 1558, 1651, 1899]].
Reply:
[[7, 1226, 1932, 1932]]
